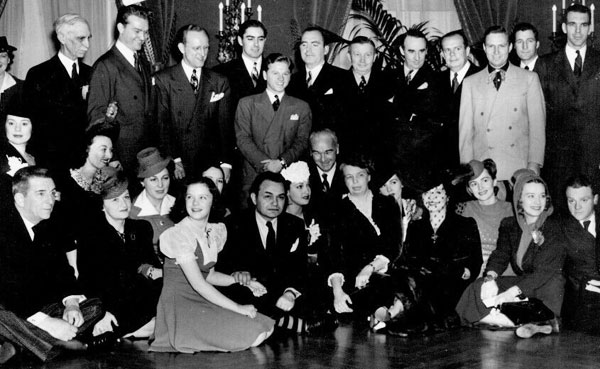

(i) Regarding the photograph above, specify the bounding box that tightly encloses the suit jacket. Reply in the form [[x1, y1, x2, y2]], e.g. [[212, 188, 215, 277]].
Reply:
[[459, 63, 546, 180], [235, 91, 312, 190], [212, 57, 266, 108], [308, 161, 346, 209], [287, 62, 346, 132], [155, 64, 233, 177], [0, 206, 79, 318], [24, 55, 91, 170], [87, 46, 155, 171], [218, 210, 308, 297], [561, 212, 600, 291], [537, 49, 600, 199]]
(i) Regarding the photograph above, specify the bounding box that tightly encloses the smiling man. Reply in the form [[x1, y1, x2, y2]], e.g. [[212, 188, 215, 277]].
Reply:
[[459, 26, 545, 194], [25, 13, 92, 174], [87, 5, 154, 175], [235, 53, 311, 208], [155, 24, 232, 180]]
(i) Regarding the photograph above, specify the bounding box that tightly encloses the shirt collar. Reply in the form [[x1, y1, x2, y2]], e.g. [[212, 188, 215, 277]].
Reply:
[[133, 190, 176, 216], [317, 163, 337, 183], [266, 89, 285, 103], [403, 65, 420, 78], [450, 61, 471, 84], [242, 53, 262, 77], [487, 62, 510, 74], [116, 40, 136, 67], [352, 70, 370, 85], [566, 44, 587, 68], [20, 213, 36, 240], [58, 51, 78, 77], [181, 60, 201, 82], [255, 210, 278, 248], [306, 62, 325, 82], [520, 55, 538, 70], [0, 72, 16, 94]]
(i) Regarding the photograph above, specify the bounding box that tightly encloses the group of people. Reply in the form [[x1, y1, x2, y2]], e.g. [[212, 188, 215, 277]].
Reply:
[[0, 1, 599, 364]]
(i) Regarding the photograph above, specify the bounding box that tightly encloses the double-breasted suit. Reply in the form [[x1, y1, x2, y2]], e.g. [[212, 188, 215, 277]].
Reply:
[[87, 46, 155, 172], [155, 64, 233, 177], [459, 63, 546, 180], [537, 49, 600, 202], [25, 55, 91, 171], [235, 92, 311, 194]]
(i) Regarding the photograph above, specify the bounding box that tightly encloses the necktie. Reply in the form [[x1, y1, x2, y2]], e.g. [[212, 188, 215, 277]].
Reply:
[[574, 50, 582, 77], [359, 76, 367, 94], [134, 53, 140, 73], [524, 65, 530, 70], [584, 220, 592, 233], [273, 95, 280, 111], [306, 71, 312, 87], [322, 173, 330, 192], [72, 62, 79, 81], [191, 69, 199, 93], [118, 231, 126, 243], [405, 70, 413, 84], [252, 62, 259, 87], [451, 72, 459, 93], [493, 71, 502, 90], [266, 221, 276, 251]]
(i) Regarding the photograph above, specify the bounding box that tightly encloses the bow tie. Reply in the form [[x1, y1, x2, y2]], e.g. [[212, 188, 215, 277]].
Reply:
[[487, 69, 506, 84]]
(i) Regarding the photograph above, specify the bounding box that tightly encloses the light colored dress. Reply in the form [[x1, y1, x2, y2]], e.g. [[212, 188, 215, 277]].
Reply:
[[150, 217, 274, 353]]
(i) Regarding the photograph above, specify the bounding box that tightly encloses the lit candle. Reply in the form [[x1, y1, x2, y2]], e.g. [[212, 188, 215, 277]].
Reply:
[[552, 5, 557, 33], [592, 4, 595, 33], [563, 0, 566, 9], [583, 0, 586, 6], [257, 5, 262, 21], [248, 0, 251, 8], [218, 2, 223, 32], [225, 0, 229, 7], [241, 3, 246, 22]]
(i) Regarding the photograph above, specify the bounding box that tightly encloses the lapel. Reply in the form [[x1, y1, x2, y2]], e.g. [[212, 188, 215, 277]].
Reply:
[[249, 212, 268, 257], [189, 68, 212, 129], [256, 91, 276, 132], [581, 48, 600, 82], [311, 63, 332, 93], [172, 64, 197, 127], [555, 49, 580, 93], [111, 46, 143, 85], [478, 69, 499, 127]]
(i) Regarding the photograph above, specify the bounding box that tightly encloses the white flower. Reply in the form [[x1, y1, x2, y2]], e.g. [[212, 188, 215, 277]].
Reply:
[[6, 156, 28, 177], [306, 219, 321, 246], [281, 161, 310, 183], [532, 229, 544, 246]]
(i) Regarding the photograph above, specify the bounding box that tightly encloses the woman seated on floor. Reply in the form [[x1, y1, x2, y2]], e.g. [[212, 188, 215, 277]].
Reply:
[[150, 177, 274, 353], [201, 163, 230, 220], [327, 152, 404, 328], [455, 159, 514, 277], [78, 167, 162, 339], [391, 169, 481, 335], [456, 169, 566, 338], [130, 147, 176, 264]]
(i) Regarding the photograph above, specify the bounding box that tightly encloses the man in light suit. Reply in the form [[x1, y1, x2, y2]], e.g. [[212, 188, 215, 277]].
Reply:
[[287, 27, 346, 133], [235, 53, 311, 207], [537, 4, 600, 207], [87, 5, 155, 174], [459, 26, 545, 186], [25, 14, 92, 173], [155, 25, 232, 180]]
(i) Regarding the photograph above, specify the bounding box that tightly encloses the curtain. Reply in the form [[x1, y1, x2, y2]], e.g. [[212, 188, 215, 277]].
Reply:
[[144, 0, 177, 70], [0, 0, 117, 79], [382, 0, 461, 37], [454, 0, 519, 46]]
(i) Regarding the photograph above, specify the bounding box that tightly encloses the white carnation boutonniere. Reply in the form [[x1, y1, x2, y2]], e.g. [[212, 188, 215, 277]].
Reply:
[[306, 219, 321, 246], [6, 155, 28, 177], [532, 229, 545, 246]]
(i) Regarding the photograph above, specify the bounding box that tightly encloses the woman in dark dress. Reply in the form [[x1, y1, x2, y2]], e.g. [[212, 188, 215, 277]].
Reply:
[[456, 169, 566, 337]]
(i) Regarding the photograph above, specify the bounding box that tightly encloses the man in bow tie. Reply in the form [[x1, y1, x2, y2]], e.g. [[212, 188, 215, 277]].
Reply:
[[459, 25, 545, 198], [154, 24, 233, 180]]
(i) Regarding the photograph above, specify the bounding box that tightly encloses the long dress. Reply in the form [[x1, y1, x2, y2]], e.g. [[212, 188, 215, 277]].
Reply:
[[150, 218, 274, 353]]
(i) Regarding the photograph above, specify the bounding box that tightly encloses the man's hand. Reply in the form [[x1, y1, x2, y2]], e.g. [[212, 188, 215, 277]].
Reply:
[[38, 317, 78, 341], [174, 161, 186, 180], [92, 312, 119, 337], [231, 271, 252, 286], [261, 159, 283, 173], [333, 290, 353, 313], [237, 304, 258, 318], [62, 305, 84, 328], [355, 264, 374, 289], [275, 292, 296, 311], [246, 280, 267, 297], [527, 162, 541, 175]]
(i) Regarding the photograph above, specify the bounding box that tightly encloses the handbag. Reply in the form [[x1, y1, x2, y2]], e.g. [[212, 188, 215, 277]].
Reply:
[[499, 298, 554, 326]]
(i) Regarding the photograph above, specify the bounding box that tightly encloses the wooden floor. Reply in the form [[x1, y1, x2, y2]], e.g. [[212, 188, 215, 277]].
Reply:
[[5, 323, 600, 368]]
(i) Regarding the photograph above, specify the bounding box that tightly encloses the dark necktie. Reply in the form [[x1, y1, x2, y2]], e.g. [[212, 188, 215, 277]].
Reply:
[[359, 76, 367, 94], [451, 72, 459, 93], [273, 95, 280, 111], [72, 62, 80, 83], [134, 53, 141, 73], [266, 221, 276, 251], [191, 69, 199, 93], [306, 71, 312, 87], [405, 70, 413, 84], [118, 231, 126, 243], [524, 65, 530, 70], [322, 173, 330, 192], [493, 71, 502, 90], [584, 220, 592, 233], [252, 62, 259, 87], [574, 50, 582, 77]]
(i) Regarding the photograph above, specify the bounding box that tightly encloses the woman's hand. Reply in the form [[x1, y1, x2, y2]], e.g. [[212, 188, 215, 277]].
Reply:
[[246, 280, 267, 297], [238, 304, 258, 318], [333, 290, 353, 313], [355, 265, 374, 289], [92, 311, 118, 337]]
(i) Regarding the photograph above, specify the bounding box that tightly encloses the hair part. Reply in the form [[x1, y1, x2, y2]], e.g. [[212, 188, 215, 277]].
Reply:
[[483, 25, 509, 44], [238, 19, 267, 38], [564, 4, 591, 23], [441, 30, 469, 48], [249, 172, 288, 196], [511, 22, 539, 43], [54, 13, 89, 37], [116, 4, 150, 26], [402, 28, 428, 48], [176, 24, 209, 45], [309, 128, 339, 148], [265, 53, 294, 71], [340, 151, 375, 175], [169, 176, 224, 223], [565, 174, 597, 195], [12, 167, 52, 196]]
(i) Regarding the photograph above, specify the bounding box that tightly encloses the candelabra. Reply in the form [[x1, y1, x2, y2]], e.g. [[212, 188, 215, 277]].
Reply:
[[217, 1, 263, 63]]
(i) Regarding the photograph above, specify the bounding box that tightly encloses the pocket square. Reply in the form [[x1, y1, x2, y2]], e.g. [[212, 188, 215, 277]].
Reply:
[[210, 92, 224, 102], [290, 238, 299, 252], [417, 82, 428, 90], [324, 88, 333, 95], [290, 114, 299, 120]]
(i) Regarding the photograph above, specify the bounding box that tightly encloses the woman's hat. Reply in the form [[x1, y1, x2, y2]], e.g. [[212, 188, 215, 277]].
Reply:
[[136, 147, 171, 179], [0, 37, 16, 53], [99, 166, 128, 200]]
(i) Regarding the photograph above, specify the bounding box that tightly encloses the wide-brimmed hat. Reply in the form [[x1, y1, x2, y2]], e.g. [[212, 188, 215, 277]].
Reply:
[[136, 147, 171, 178], [99, 166, 128, 200], [0, 37, 16, 53]]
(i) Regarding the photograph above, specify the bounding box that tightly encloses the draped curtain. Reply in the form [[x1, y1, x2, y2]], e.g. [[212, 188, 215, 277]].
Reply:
[[382, 0, 461, 37], [454, 0, 519, 46]]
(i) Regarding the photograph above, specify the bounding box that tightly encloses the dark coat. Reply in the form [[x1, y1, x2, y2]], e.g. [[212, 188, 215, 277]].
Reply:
[[561, 212, 600, 291], [87, 46, 155, 171], [155, 64, 233, 176], [307, 161, 346, 211], [24, 55, 91, 170], [77, 217, 161, 332], [212, 57, 266, 108], [287, 62, 346, 133], [0, 206, 79, 318], [0, 74, 22, 122]]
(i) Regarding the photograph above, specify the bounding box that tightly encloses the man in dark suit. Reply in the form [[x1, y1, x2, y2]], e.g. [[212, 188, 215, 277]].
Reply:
[[437, 30, 479, 168], [155, 25, 233, 180], [511, 22, 540, 71], [287, 27, 346, 133], [537, 4, 600, 207], [235, 53, 311, 207], [87, 5, 155, 174], [560, 174, 600, 333], [212, 19, 267, 108], [217, 173, 308, 324], [0, 167, 103, 363], [25, 14, 92, 173], [308, 129, 346, 208]]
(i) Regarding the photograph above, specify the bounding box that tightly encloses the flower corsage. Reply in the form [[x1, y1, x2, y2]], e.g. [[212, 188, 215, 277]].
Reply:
[[532, 229, 544, 246]]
